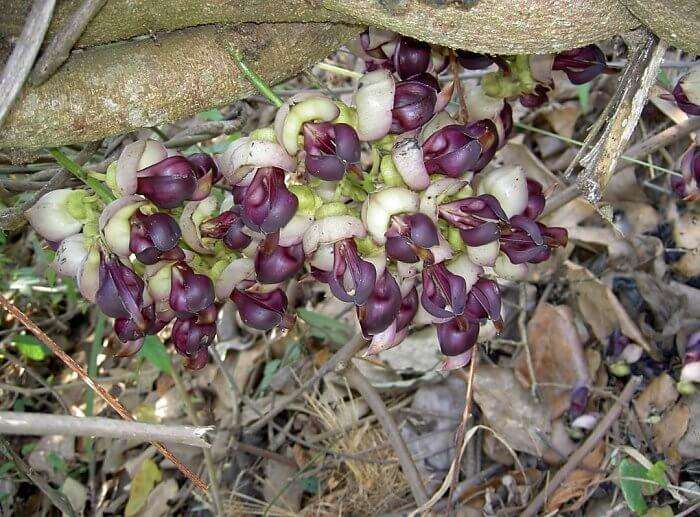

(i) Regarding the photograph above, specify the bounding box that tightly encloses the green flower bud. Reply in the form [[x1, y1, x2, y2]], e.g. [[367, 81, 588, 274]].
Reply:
[[380, 155, 406, 187], [609, 360, 631, 377], [446, 227, 465, 252], [315, 201, 348, 219], [677, 380, 697, 396], [105, 161, 119, 194], [65, 190, 93, 221], [333, 101, 358, 128], [249, 126, 277, 142], [355, 235, 383, 256], [375, 134, 396, 153], [289, 185, 322, 216]]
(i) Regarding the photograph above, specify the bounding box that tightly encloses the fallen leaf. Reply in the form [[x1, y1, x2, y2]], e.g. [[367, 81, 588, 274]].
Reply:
[[633, 373, 678, 422], [474, 365, 551, 457], [603, 167, 648, 203], [653, 402, 689, 460], [27, 435, 74, 483], [615, 202, 660, 236], [566, 261, 656, 358], [141, 479, 178, 517], [59, 477, 86, 517], [125, 458, 162, 517], [679, 393, 700, 459], [262, 458, 303, 511], [543, 102, 580, 139], [515, 303, 590, 418], [545, 441, 605, 512]]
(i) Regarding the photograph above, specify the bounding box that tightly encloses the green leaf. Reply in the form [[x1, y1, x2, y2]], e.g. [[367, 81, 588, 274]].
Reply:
[[137, 335, 172, 374], [47, 452, 67, 472], [0, 462, 14, 476], [645, 461, 667, 488], [0, 229, 6, 246], [301, 476, 321, 494], [577, 83, 591, 113], [199, 108, 224, 121], [657, 69, 672, 90], [619, 459, 648, 515], [12, 334, 50, 361], [297, 308, 352, 346], [257, 359, 281, 395], [20, 442, 37, 456], [125, 458, 162, 516]]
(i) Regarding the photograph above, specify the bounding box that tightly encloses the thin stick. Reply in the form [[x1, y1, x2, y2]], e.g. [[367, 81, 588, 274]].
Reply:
[[433, 464, 506, 512], [0, 436, 76, 516], [30, 0, 108, 85], [2, 349, 71, 413], [170, 362, 223, 515], [0, 294, 208, 492], [0, 0, 55, 128], [228, 47, 284, 108], [344, 364, 429, 506], [521, 376, 641, 517], [447, 350, 478, 515], [246, 332, 367, 433], [316, 61, 363, 79], [0, 412, 212, 448]]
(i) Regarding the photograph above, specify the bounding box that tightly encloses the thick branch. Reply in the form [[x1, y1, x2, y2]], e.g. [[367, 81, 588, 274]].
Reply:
[[0, 22, 360, 149]]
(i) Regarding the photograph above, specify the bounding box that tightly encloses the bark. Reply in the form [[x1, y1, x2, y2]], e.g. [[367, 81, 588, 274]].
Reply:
[[622, 0, 700, 54], [0, 23, 359, 149]]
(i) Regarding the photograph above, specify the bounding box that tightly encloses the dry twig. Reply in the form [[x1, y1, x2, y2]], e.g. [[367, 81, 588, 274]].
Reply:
[[30, 0, 108, 85], [521, 376, 641, 517], [0, 293, 209, 492], [0, 0, 55, 127]]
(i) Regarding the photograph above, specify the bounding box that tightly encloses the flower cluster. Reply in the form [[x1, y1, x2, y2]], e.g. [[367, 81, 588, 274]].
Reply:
[[27, 30, 572, 370]]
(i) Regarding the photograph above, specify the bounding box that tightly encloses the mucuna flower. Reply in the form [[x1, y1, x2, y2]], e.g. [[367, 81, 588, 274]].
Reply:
[[393, 36, 432, 79], [552, 45, 609, 85], [303, 122, 361, 181], [456, 50, 496, 70], [26, 189, 88, 242], [421, 262, 467, 319], [169, 262, 215, 318], [385, 213, 440, 263], [357, 269, 402, 337], [136, 156, 198, 209], [171, 304, 217, 370], [499, 218, 568, 265], [254, 232, 304, 284], [681, 331, 700, 383], [437, 316, 479, 369], [670, 145, 700, 199], [113, 139, 168, 196], [315, 239, 377, 305], [187, 153, 220, 200], [200, 207, 252, 250], [391, 79, 438, 133], [670, 67, 700, 116], [241, 167, 298, 234], [439, 194, 507, 247], [231, 285, 289, 331], [422, 122, 498, 177]]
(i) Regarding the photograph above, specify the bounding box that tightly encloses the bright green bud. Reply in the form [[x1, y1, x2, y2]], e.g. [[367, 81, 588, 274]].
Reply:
[[315, 201, 348, 219], [210, 259, 229, 281], [65, 190, 92, 221], [249, 126, 277, 142], [380, 155, 406, 187], [105, 161, 119, 194], [609, 361, 630, 377], [333, 101, 358, 128], [677, 380, 697, 396], [375, 134, 396, 153], [446, 227, 465, 252], [289, 185, 321, 216], [355, 235, 383, 256]]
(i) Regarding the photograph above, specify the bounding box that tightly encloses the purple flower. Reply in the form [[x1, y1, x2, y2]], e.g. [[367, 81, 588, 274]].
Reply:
[[391, 79, 437, 133], [96, 254, 145, 325], [303, 122, 361, 181], [171, 304, 217, 370], [421, 262, 467, 319], [129, 211, 184, 265], [231, 286, 288, 331], [671, 146, 700, 199], [422, 122, 498, 177], [396, 287, 419, 331], [523, 179, 546, 219], [568, 384, 589, 418], [316, 239, 377, 305], [439, 194, 507, 246], [463, 278, 502, 327], [241, 167, 298, 234], [520, 83, 551, 108], [187, 153, 220, 201], [552, 45, 608, 85], [385, 213, 440, 263], [255, 232, 304, 284], [670, 70, 700, 116], [437, 315, 479, 356], [499, 218, 567, 265], [393, 36, 432, 79], [136, 156, 198, 209], [169, 262, 215, 318], [357, 270, 402, 337], [200, 207, 252, 250], [456, 50, 495, 71]]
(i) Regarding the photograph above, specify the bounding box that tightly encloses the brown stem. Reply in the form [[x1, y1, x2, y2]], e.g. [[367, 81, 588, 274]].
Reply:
[[245, 332, 367, 433], [344, 363, 429, 506], [30, 0, 107, 85], [521, 376, 641, 517], [0, 293, 209, 492]]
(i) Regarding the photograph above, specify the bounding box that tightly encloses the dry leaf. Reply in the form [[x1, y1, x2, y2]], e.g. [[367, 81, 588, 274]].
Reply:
[[125, 458, 162, 517], [544, 102, 580, 139], [263, 459, 303, 511], [653, 402, 689, 458], [603, 167, 648, 203], [515, 303, 590, 419], [545, 441, 605, 512], [633, 373, 678, 422], [59, 477, 86, 517], [679, 393, 700, 460], [566, 261, 656, 358], [474, 365, 551, 457], [141, 479, 178, 517]]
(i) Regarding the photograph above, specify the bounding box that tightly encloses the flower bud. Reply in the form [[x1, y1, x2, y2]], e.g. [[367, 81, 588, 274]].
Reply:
[[303, 122, 361, 181], [456, 50, 495, 70], [231, 286, 288, 330], [437, 316, 478, 370], [391, 79, 437, 133], [362, 187, 420, 244], [393, 36, 432, 79], [26, 189, 86, 242], [569, 384, 589, 418], [255, 232, 304, 284], [241, 167, 298, 234], [100, 196, 146, 257], [200, 207, 252, 251], [422, 122, 498, 177], [552, 45, 608, 85], [129, 211, 184, 265], [54, 234, 90, 277], [187, 153, 220, 200], [136, 156, 198, 209], [385, 213, 439, 263], [670, 67, 700, 116], [114, 139, 168, 196], [477, 166, 528, 218], [357, 269, 402, 337], [391, 137, 430, 190], [277, 95, 340, 155], [355, 70, 395, 141]]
